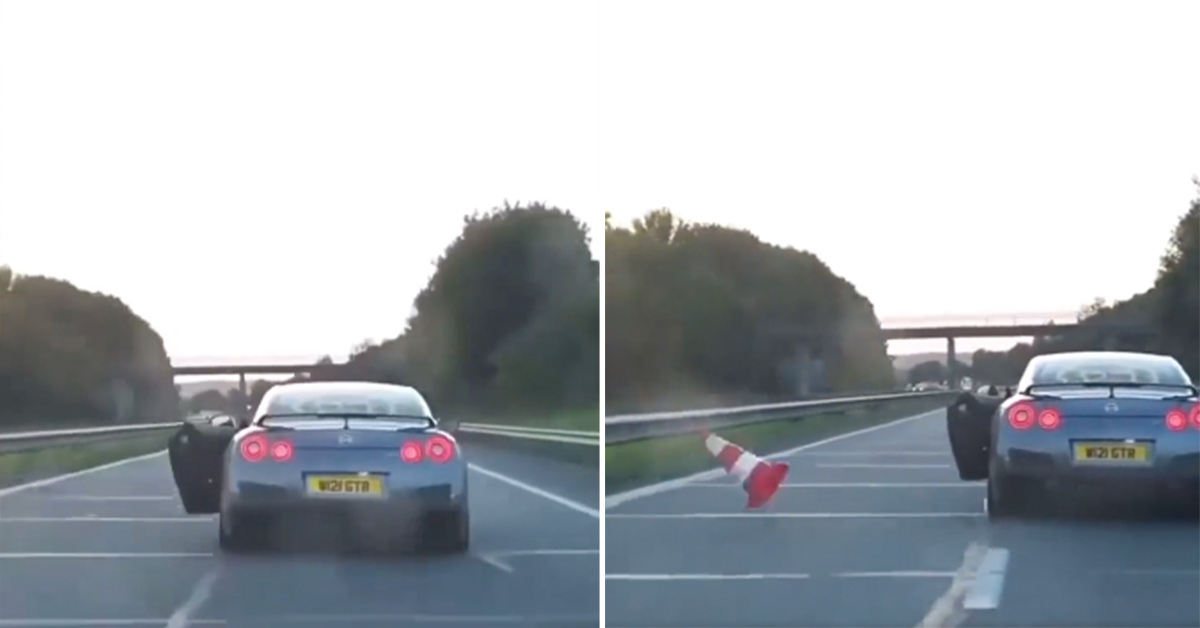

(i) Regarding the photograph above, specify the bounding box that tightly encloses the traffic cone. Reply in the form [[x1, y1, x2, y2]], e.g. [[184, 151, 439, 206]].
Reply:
[[701, 430, 789, 509]]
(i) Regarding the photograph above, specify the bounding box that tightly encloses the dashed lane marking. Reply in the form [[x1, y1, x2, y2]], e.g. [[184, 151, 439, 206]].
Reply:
[[0, 552, 212, 559], [815, 463, 952, 469], [687, 481, 983, 488], [962, 547, 1010, 611], [476, 548, 599, 572], [607, 512, 985, 520], [0, 516, 210, 523], [917, 542, 989, 628]]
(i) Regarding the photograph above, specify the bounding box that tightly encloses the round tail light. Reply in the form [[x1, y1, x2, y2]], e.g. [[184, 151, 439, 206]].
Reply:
[[270, 439, 294, 462], [1167, 410, 1189, 432], [240, 435, 268, 462], [1189, 405, 1200, 429], [426, 436, 455, 463], [1007, 402, 1036, 430], [1037, 409, 1062, 430], [400, 441, 424, 463]]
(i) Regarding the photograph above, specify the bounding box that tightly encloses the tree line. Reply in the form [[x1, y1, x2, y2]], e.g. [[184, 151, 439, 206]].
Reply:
[[917, 182, 1199, 385], [606, 209, 896, 413], [1, 202, 598, 429], [0, 269, 179, 428]]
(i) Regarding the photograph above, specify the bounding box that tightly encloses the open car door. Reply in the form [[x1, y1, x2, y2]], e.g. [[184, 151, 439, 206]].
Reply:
[[945, 392, 999, 481], [168, 414, 240, 514]]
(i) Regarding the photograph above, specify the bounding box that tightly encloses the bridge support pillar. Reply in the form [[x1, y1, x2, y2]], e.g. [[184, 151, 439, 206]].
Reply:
[[238, 372, 247, 411], [946, 336, 956, 388]]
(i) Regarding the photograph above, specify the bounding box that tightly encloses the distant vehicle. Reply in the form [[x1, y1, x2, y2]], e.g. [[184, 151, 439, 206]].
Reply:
[[167, 381, 469, 553], [945, 351, 1200, 519]]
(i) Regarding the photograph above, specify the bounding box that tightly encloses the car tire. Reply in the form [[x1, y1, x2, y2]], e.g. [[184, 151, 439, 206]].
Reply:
[[986, 463, 1035, 520], [218, 509, 265, 553], [424, 508, 470, 554]]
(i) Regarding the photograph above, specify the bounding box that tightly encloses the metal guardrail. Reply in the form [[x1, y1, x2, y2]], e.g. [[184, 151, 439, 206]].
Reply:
[[0, 417, 600, 454], [604, 390, 960, 444]]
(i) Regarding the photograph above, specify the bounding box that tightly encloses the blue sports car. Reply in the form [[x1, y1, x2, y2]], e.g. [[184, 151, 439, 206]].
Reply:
[[168, 381, 470, 553], [946, 351, 1200, 518]]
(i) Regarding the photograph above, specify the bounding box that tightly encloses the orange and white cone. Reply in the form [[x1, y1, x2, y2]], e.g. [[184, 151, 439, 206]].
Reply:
[[700, 430, 789, 509]]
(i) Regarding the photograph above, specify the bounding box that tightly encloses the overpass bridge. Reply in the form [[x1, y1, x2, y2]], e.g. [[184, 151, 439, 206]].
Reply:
[[765, 310, 1156, 394], [171, 311, 1156, 400]]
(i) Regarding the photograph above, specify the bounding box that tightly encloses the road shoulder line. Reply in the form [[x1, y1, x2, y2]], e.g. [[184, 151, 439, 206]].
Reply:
[[469, 462, 600, 518], [0, 450, 168, 500]]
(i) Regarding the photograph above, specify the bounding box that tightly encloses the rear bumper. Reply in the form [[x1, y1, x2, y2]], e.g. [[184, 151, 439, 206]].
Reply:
[[997, 447, 1200, 491], [225, 482, 467, 519]]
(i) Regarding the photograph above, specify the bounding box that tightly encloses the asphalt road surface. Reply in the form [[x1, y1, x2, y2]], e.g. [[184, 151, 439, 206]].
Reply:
[[605, 408, 1200, 628], [0, 442, 600, 627]]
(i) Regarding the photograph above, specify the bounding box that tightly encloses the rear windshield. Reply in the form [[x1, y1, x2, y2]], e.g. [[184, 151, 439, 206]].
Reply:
[[261, 392, 432, 420], [1028, 357, 1191, 387]]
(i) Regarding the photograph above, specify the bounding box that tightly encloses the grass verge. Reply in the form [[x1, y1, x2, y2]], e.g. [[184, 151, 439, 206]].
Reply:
[[0, 432, 171, 490], [605, 397, 950, 494]]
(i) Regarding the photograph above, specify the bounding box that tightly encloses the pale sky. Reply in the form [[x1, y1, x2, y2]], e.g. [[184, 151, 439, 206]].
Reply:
[[4, 3, 1198, 365], [600, 0, 1200, 353], [0, 0, 600, 364]]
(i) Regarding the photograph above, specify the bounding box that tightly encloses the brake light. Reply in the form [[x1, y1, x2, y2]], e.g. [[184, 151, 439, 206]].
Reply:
[[240, 435, 268, 462], [1007, 402, 1036, 430], [1037, 408, 1062, 430], [426, 435, 455, 463], [400, 441, 424, 463], [1190, 405, 1200, 429], [1166, 409, 1189, 432], [270, 439, 294, 462]]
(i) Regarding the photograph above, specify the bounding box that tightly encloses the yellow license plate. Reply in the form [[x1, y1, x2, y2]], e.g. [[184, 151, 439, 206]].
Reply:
[[1072, 442, 1151, 462], [305, 475, 385, 496]]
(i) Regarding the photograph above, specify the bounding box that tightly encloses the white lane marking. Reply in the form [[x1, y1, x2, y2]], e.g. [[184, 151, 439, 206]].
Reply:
[[688, 482, 983, 488], [166, 566, 222, 628], [607, 573, 812, 581], [607, 512, 984, 519], [258, 614, 599, 624], [963, 547, 1010, 611], [1104, 568, 1200, 576], [917, 542, 989, 628], [0, 450, 168, 499], [0, 516, 210, 523], [475, 553, 515, 573], [605, 408, 945, 508], [468, 463, 599, 518], [798, 451, 948, 457], [475, 548, 599, 573], [0, 621, 223, 627], [491, 548, 599, 558], [816, 463, 952, 469], [16, 495, 176, 501], [607, 571, 958, 581], [0, 552, 211, 559], [837, 571, 958, 578]]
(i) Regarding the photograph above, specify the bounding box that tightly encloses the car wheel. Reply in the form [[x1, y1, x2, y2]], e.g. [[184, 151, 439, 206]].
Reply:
[[987, 464, 1034, 520], [424, 508, 470, 554], [219, 509, 266, 553]]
